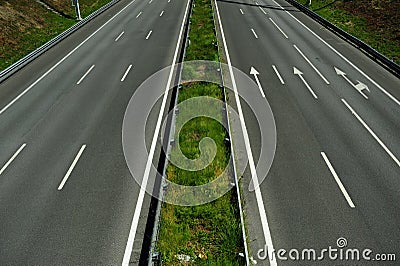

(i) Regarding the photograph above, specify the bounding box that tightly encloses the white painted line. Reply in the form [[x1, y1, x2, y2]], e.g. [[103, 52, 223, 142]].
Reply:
[[269, 17, 288, 39], [0, 144, 26, 176], [76, 65, 95, 85], [239, 8, 244, 14], [57, 145, 86, 191], [0, 0, 137, 116], [270, 0, 400, 107], [168, 0, 170, 2], [294, 67, 318, 99], [272, 65, 285, 84], [251, 28, 258, 39], [121, 64, 133, 82], [255, 2, 267, 14], [114, 31, 125, 42], [136, 11, 142, 18], [149, 0, 153, 3], [321, 152, 355, 208], [215, 1, 275, 265], [293, 44, 330, 85], [146, 30, 153, 40], [160, 10, 164, 16], [342, 99, 400, 168], [250, 67, 265, 98], [122, 0, 192, 264]]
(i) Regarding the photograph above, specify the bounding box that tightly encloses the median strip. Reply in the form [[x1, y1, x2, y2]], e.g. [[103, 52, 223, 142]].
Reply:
[[155, 0, 245, 264]]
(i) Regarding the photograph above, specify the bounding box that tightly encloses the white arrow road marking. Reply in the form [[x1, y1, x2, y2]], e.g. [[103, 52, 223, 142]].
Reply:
[[293, 45, 330, 85], [250, 67, 265, 98], [342, 99, 400, 168], [240, 8, 244, 14], [270, 0, 400, 107], [269, 18, 288, 39], [251, 28, 258, 39], [321, 152, 355, 208], [58, 145, 86, 190], [146, 30, 152, 40], [121, 64, 133, 82], [77, 65, 95, 85], [272, 65, 284, 84], [0, 144, 26, 176], [294, 67, 318, 99], [335, 67, 369, 99], [115, 31, 125, 42]]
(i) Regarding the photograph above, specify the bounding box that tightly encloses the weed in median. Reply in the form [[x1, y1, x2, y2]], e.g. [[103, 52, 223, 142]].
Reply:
[[157, 0, 243, 264]]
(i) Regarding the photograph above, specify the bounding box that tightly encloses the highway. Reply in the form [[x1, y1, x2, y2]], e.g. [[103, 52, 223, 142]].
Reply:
[[0, 0, 190, 264], [1, 0, 399, 264], [215, 0, 400, 264]]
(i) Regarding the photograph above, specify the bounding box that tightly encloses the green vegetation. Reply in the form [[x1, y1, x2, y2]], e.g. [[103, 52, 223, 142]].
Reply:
[[156, 0, 243, 264], [302, 0, 400, 64], [0, 0, 112, 71]]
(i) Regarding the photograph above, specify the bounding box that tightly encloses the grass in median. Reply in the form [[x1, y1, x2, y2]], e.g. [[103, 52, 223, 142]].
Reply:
[[301, 0, 400, 64], [156, 0, 243, 264]]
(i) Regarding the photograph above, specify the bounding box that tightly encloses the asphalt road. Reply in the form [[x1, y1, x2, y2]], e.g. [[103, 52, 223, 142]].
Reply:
[[215, 0, 400, 264], [0, 0, 189, 264]]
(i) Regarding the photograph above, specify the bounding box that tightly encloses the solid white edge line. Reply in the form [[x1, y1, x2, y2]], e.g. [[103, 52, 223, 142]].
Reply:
[[293, 44, 330, 84], [115, 31, 125, 42], [0, 143, 27, 176], [57, 145, 86, 191], [269, 17, 288, 39], [136, 11, 142, 18], [321, 152, 355, 208], [215, 1, 277, 265], [160, 10, 164, 16], [121, 0, 191, 264], [0, 0, 137, 116], [76, 65, 95, 85], [341, 99, 400, 168], [251, 28, 259, 39], [240, 8, 244, 14], [146, 30, 153, 40], [270, 0, 400, 107], [121, 64, 133, 82], [272, 65, 285, 84]]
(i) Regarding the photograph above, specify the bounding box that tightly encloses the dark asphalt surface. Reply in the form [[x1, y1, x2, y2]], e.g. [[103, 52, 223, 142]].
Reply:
[[215, 0, 400, 264], [0, 0, 189, 264], [1, 0, 399, 265]]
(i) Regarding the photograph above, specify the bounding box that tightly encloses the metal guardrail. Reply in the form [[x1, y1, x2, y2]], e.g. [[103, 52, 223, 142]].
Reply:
[[0, 0, 121, 83], [285, 0, 400, 78]]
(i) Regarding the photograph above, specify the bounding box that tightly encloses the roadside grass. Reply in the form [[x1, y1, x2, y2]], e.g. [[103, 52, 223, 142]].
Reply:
[[0, 0, 112, 72], [156, 0, 243, 264], [302, 0, 400, 64]]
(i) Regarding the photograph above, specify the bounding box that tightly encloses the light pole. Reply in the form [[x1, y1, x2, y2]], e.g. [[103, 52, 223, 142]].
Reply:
[[73, 0, 82, 20]]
